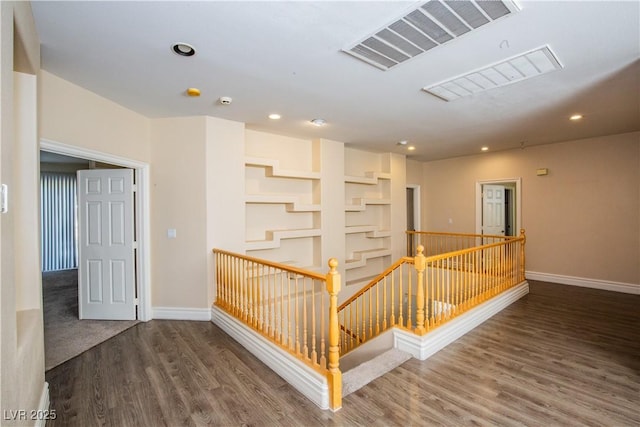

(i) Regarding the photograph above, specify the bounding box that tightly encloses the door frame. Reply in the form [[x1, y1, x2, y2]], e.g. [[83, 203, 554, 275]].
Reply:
[[40, 139, 152, 321], [406, 184, 421, 231], [475, 178, 521, 236]]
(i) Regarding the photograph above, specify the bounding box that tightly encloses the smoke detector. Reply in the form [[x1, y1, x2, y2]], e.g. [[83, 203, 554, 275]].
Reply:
[[219, 96, 233, 105]]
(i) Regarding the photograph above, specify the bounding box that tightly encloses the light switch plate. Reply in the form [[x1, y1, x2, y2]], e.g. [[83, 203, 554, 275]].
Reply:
[[0, 184, 7, 213]]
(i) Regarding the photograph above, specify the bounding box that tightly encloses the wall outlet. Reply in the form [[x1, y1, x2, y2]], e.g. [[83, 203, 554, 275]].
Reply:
[[167, 228, 177, 239]]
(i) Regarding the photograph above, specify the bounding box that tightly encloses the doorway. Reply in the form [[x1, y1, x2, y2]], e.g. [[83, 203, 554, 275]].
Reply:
[[40, 140, 151, 319], [475, 178, 521, 237], [406, 185, 421, 255], [40, 140, 151, 369]]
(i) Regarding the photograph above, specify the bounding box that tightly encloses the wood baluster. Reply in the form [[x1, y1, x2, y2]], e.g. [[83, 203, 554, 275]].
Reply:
[[287, 273, 293, 351], [295, 275, 300, 355], [279, 270, 284, 345], [320, 289, 326, 369], [520, 229, 526, 282], [303, 278, 309, 360], [326, 258, 342, 411], [425, 260, 431, 330], [407, 267, 413, 329], [311, 279, 317, 365], [368, 284, 373, 339], [398, 264, 404, 328], [382, 276, 387, 331], [265, 266, 271, 336], [414, 245, 426, 334]]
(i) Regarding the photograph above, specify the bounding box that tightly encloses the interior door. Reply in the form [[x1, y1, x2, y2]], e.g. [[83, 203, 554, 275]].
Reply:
[[482, 184, 506, 236], [77, 169, 136, 320]]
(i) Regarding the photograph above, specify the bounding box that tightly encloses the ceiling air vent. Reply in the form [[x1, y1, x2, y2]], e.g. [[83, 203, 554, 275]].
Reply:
[[343, 0, 520, 71], [423, 45, 563, 101]]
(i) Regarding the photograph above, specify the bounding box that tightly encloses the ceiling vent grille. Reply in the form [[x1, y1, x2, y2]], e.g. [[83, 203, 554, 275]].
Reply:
[[423, 45, 563, 101], [343, 0, 520, 71]]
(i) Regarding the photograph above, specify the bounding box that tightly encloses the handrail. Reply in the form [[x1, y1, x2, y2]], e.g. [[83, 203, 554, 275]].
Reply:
[[213, 248, 326, 281], [406, 230, 518, 258], [338, 256, 414, 311], [407, 230, 519, 239]]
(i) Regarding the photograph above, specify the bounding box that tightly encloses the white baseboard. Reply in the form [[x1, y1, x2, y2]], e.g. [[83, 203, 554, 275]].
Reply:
[[152, 307, 212, 321], [34, 382, 50, 427], [395, 281, 529, 360], [211, 306, 330, 410], [526, 271, 639, 295]]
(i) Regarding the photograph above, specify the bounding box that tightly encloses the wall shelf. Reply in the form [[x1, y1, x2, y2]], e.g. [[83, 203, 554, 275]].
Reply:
[[345, 225, 391, 238], [246, 228, 321, 251], [344, 172, 391, 185], [246, 157, 320, 180], [345, 248, 392, 270], [245, 194, 320, 212], [345, 198, 391, 212]]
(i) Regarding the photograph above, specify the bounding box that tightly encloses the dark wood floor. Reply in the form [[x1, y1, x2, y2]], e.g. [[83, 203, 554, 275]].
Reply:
[[46, 281, 640, 426]]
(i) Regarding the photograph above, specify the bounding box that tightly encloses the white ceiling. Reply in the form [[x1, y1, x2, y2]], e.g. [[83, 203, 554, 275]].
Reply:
[[31, 1, 640, 162]]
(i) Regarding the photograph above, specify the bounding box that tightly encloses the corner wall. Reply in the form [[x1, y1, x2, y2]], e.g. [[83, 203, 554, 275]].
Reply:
[[1, 1, 46, 422]]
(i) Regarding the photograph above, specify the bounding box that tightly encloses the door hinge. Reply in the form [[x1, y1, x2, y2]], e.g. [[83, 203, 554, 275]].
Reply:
[[133, 241, 138, 249], [134, 298, 139, 306]]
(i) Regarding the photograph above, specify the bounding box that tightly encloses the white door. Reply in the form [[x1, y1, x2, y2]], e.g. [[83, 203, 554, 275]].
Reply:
[[482, 184, 505, 236], [77, 169, 136, 320]]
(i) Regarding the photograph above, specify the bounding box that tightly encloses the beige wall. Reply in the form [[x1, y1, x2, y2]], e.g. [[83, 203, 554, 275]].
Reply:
[[419, 132, 640, 286], [150, 117, 210, 309], [1, 1, 46, 422], [39, 71, 150, 162], [205, 116, 246, 305]]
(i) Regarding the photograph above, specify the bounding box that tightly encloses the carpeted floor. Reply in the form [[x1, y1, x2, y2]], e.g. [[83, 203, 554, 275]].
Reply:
[[43, 269, 139, 371]]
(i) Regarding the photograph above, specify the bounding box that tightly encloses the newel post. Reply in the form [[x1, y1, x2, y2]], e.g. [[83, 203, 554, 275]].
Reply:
[[326, 258, 342, 411], [414, 245, 427, 335], [520, 229, 526, 282]]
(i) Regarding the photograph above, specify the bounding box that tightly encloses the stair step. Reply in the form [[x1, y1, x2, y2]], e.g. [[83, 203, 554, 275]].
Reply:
[[342, 348, 412, 396]]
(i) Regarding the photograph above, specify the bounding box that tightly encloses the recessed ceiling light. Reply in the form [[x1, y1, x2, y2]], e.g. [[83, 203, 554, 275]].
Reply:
[[268, 114, 281, 120], [407, 146, 416, 151], [569, 114, 583, 121], [186, 87, 200, 97], [172, 42, 196, 57], [481, 146, 489, 151], [310, 118, 326, 127]]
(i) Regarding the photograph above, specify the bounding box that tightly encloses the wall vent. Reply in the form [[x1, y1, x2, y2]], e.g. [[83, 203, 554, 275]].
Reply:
[[343, 0, 520, 71], [423, 45, 563, 101]]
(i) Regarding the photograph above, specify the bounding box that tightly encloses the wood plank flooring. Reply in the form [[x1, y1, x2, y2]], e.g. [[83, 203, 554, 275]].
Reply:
[[46, 281, 640, 426]]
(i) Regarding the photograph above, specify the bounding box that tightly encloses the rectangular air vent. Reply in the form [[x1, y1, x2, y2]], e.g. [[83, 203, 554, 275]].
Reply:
[[423, 45, 563, 101], [343, 0, 520, 71]]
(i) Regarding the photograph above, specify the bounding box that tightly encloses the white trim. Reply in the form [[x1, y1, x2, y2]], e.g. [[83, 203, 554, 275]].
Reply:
[[34, 382, 50, 427], [526, 271, 639, 295], [394, 281, 529, 360], [211, 305, 331, 410], [475, 177, 522, 236], [39, 139, 152, 321], [153, 307, 212, 321]]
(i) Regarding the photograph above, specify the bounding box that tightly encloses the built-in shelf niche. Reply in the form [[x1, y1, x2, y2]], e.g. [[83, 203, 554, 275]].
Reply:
[[244, 153, 320, 268], [344, 163, 392, 285]]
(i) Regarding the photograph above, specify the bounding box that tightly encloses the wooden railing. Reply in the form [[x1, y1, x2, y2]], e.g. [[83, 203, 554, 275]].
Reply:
[[213, 249, 342, 410], [339, 230, 526, 354], [407, 230, 519, 257], [214, 230, 526, 409]]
